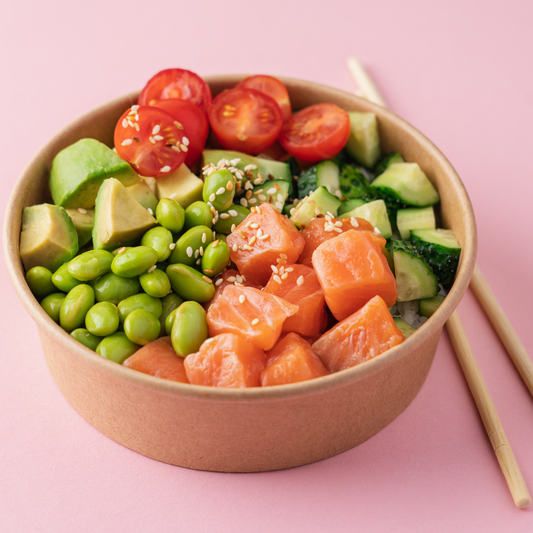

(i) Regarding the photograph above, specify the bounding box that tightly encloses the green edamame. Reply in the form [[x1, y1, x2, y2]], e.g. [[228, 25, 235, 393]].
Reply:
[[216, 234, 227, 243], [111, 246, 158, 278], [166, 264, 216, 303], [171, 301, 208, 358], [41, 293, 66, 323], [71, 328, 100, 351], [165, 308, 177, 335], [52, 263, 83, 292], [93, 272, 141, 304], [139, 268, 171, 298], [169, 225, 213, 267], [213, 205, 250, 234], [68, 250, 114, 281], [159, 293, 184, 336], [201, 240, 230, 277], [184, 201, 214, 230], [118, 293, 163, 322], [124, 309, 160, 345], [202, 169, 236, 212], [26, 266, 56, 299], [96, 332, 140, 364], [155, 198, 185, 233], [59, 284, 95, 333], [85, 302, 120, 337], [141, 226, 174, 262]]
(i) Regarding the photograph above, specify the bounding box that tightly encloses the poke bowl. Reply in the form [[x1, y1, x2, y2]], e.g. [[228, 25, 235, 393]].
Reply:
[[3, 74, 477, 472]]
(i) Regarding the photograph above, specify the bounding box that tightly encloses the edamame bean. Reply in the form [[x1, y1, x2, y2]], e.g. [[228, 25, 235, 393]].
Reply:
[[166, 264, 216, 303], [216, 234, 227, 244], [202, 169, 236, 212], [201, 240, 230, 277], [93, 272, 141, 304], [159, 293, 184, 336], [85, 302, 120, 337], [165, 308, 177, 335], [168, 225, 213, 267], [41, 293, 66, 323], [71, 328, 100, 351], [184, 201, 214, 230], [118, 293, 163, 322], [156, 198, 185, 233], [59, 284, 95, 333], [124, 309, 160, 345], [141, 226, 174, 262], [213, 205, 250, 234], [139, 268, 171, 298], [26, 266, 56, 299], [68, 250, 114, 281], [111, 246, 158, 278], [52, 263, 83, 292], [171, 301, 208, 358], [96, 332, 140, 364]]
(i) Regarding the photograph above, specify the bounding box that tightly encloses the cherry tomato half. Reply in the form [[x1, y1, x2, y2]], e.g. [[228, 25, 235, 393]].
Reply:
[[236, 75, 292, 121], [208, 88, 283, 155], [114, 105, 188, 178], [138, 69, 212, 113], [279, 103, 350, 163], [152, 99, 209, 166]]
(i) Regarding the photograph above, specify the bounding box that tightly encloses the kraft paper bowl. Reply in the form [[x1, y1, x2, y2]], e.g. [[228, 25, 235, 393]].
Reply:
[[3, 75, 477, 472]]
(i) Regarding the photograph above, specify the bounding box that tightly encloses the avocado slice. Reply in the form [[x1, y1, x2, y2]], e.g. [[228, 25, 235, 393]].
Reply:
[[154, 164, 203, 208], [65, 208, 94, 248], [126, 179, 158, 213], [50, 139, 139, 209], [93, 178, 158, 251], [20, 204, 79, 272]]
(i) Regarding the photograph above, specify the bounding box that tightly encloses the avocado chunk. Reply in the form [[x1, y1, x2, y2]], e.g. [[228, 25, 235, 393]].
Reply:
[[154, 164, 203, 208], [50, 139, 139, 209], [344, 112, 380, 168], [65, 208, 94, 248], [20, 204, 79, 272], [126, 179, 158, 213], [93, 178, 158, 251]]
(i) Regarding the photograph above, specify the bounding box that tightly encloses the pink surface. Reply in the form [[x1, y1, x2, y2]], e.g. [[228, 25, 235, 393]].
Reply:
[[1, 0, 532, 530]]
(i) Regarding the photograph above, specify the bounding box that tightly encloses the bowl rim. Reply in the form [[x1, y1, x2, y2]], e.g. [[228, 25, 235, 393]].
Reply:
[[3, 75, 477, 402]]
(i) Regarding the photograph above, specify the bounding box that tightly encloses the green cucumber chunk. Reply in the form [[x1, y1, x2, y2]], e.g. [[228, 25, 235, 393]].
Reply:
[[338, 165, 376, 201], [344, 112, 380, 168], [374, 152, 405, 176], [338, 199, 366, 216], [342, 199, 392, 239], [396, 206, 436, 240], [250, 180, 290, 212], [290, 187, 341, 229], [393, 317, 417, 338], [419, 294, 446, 318]]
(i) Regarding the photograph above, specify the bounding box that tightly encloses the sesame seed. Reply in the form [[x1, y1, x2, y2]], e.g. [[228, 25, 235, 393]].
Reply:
[[122, 118, 128, 128], [121, 139, 133, 146], [127, 120, 135, 128], [231, 224, 236, 232], [232, 244, 238, 252], [186, 246, 193, 257], [204, 269, 213, 274], [147, 265, 157, 273], [243, 244, 253, 251], [227, 276, 236, 282], [131, 105, 139, 112], [273, 275, 282, 284], [180, 144, 188, 152], [308, 200, 317, 206], [239, 295, 246, 304], [257, 228, 263, 238], [248, 198, 257, 204], [134, 123, 140, 132], [171, 145, 181, 152], [333, 227, 343, 233], [327, 211, 335, 218], [253, 177, 263, 185], [249, 236, 257, 245], [297, 276, 304, 286], [281, 273, 288, 280], [350, 217, 359, 227], [228, 210, 238, 217], [250, 223, 259, 229], [275, 202, 283, 210], [258, 234, 270, 240], [215, 278, 223, 286], [277, 194, 284, 202], [258, 194, 267, 201], [203, 276, 212, 283], [236, 275, 243, 284], [216, 187, 226, 196], [174, 121, 184, 130], [238, 230, 246, 239], [169, 243, 176, 250], [277, 259, 287, 265], [253, 189, 263, 195], [240, 198, 248, 207], [118, 247, 126, 254], [200, 247, 204, 256], [246, 190, 252, 199], [212, 240, 219, 248], [226, 181, 234, 191], [196, 259, 201, 265], [285, 267, 293, 272], [230, 158, 241, 166], [154, 135, 164, 141], [278, 266, 284, 275], [169, 193, 178, 199], [147, 208, 153, 215], [182, 137, 190, 146], [244, 164, 257, 171], [149, 137, 156, 145], [160, 166, 171, 173], [152, 125, 160, 135], [280, 253, 287, 259], [251, 318, 259, 326], [271, 265, 279, 274], [244, 181, 253, 190], [315, 208, 321, 216], [266, 188, 276, 195], [324, 225, 334, 232], [220, 213, 230, 219], [374, 227, 381, 234], [334, 221, 343, 227], [194, 249, 200, 258], [209, 193, 216, 202], [77, 208, 87, 214]]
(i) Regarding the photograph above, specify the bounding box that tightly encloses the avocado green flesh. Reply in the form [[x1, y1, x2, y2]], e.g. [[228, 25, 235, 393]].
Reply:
[[153, 164, 204, 208], [126, 180, 158, 212], [393, 317, 417, 338], [93, 178, 158, 251], [66, 208, 94, 248], [20, 204, 79, 272], [49, 139, 139, 209]]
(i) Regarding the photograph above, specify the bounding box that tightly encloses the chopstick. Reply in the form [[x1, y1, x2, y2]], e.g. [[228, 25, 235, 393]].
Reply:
[[347, 55, 531, 509]]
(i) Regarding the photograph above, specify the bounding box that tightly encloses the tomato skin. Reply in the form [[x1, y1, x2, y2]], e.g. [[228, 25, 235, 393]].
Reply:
[[279, 103, 351, 163], [208, 88, 283, 155], [138, 69, 212, 113], [236, 75, 292, 121], [152, 99, 209, 166], [114, 105, 187, 178]]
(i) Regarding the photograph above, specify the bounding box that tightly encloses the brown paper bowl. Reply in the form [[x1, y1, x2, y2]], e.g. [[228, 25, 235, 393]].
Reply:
[[3, 75, 477, 472]]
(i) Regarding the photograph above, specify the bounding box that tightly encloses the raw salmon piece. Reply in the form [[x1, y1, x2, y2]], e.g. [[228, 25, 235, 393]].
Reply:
[[206, 285, 298, 350], [312, 230, 397, 320], [184, 333, 266, 388], [261, 332, 328, 386], [264, 263, 327, 338], [204, 269, 261, 311], [123, 337, 189, 383], [226, 203, 305, 285], [298, 216, 386, 267], [312, 295, 404, 373]]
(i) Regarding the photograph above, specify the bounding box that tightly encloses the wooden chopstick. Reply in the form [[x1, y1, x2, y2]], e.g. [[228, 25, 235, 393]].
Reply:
[[346, 55, 531, 508]]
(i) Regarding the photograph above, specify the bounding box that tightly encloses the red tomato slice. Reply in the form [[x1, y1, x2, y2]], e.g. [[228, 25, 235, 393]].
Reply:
[[138, 69, 212, 113], [152, 99, 209, 166], [114, 105, 188, 178], [236, 75, 292, 121], [279, 103, 350, 163], [208, 88, 283, 155]]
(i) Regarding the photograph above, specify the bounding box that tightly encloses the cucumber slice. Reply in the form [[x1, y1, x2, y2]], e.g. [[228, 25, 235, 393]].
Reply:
[[338, 165, 376, 200], [419, 294, 446, 318], [390, 240, 439, 302], [250, 180, 290, 213], [341, 199, 393, 239], [371, 163, 440, 208], [297, 160, 341, 200], [297, 166, 317, 199], [338, 198, 366, 215], [410, 229, 461, 286], [344, 112, 380, 168], [393, 317, 417, 338], [290, 187, 341, 229], [374, 152, 404, 177], [396, 206, 436, 240]]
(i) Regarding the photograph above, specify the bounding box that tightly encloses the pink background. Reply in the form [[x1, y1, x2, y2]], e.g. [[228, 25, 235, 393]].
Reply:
[[2, 0, 533, 530]]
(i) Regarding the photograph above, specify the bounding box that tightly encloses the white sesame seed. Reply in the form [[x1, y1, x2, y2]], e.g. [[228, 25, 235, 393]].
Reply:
[[202, 233, 207, 243], [243, 244, 253, 251], [277, 194, 284, 202], [154, 135, 164, 141], [273, 275, 282, 284], [128, 120, 135, 128], [350, 217, 359, 227], [131, 105, 139, 112], [194, 249, 200, 258], [160, 165, 171, 173], [333, 227, 343, 233], [212, 231, 216, 240], [149, 136, 156, 144], [251, 318, 259, 326], [244, 164, 258, 171], [232, 244, 238, 252], [249, 236, 256, 245], [285, 267, 293, 272], [271, 265, 279, 274], [253, 189, 263, 195], [230, 158, 241, 166], [281, 273, 288, 280], [239, 295, 246, 304], [226, 181, 234, 192], [236, 275, 243, 284], [122, 118, 128, 128], [152, 125, 160, 135], [196, 259, 201, 265], [171, 145, 181, 152], [327, 211, 335, 218], [121, 139, 133, 146], [258, 234, 270, 240], [334, 221, 343, 227], [250, 223, 259, 229], [169, 243, 176, 250], [275, 202, 283, 210], [180, 144, 188, 152], [253, 177, 263, 185], [134, 123, 140, 132], [228, 210, 238, 217], [147, 265, 157, 273], [244, 181, 253, 190], [258, 194, 267, 201], [249, 198, 258, 205], [118, 247, 126, 254], [186, 246, 193, 257], [182, 137, 190, 146], [324, 225, 334, 232], [220, 213, 230, 219], [209, 193, 216, 202], [266, 188, 276, 195], [200, 247, 204, 256], [231, 224, 236, 232], [226, 276, 236, 282], [169, 193, 178, 199], [257, 228, 263, 238], [216, 187, 226, 195], [315, 208, 321, 216], [215, 278, 223, 286], [240, 198, 248, 207], [278, 266, 284, 275], [280, 254, 287, 259], [147, 208, 153, 215], [77, 208, 87, 214], [374, 227, 381, 234], [297, 276, 304, 286]]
